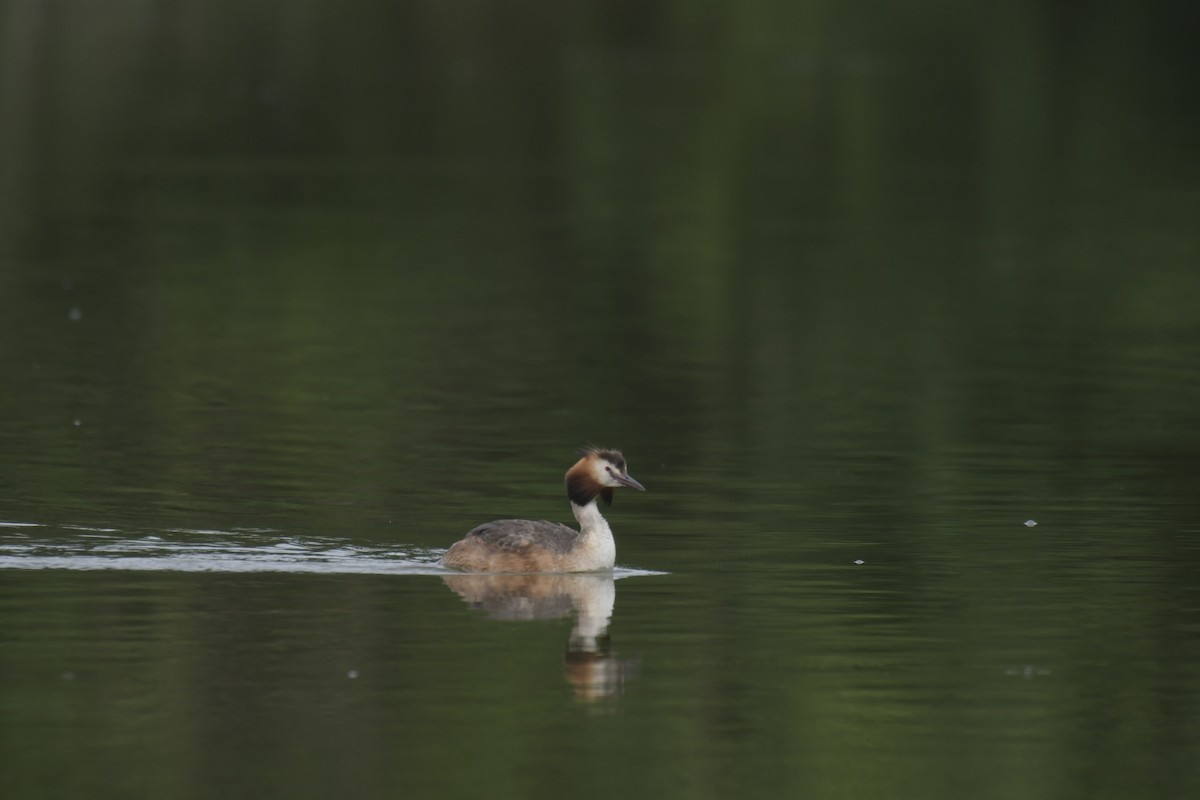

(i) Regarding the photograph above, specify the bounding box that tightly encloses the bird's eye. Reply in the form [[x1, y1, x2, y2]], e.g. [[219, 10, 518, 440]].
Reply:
[[606, 466, 614, 474]]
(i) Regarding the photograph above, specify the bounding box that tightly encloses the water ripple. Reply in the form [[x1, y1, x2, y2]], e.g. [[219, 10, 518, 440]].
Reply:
[[0, 524, 447, 575], [0, 522, 663, 577]]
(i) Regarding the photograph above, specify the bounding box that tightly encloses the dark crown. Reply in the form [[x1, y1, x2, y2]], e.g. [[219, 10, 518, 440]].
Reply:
[[577, 445, 626, 472]]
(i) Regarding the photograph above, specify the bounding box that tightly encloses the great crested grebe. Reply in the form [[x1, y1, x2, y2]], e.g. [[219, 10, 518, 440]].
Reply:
[[440, 447, 646, 573]]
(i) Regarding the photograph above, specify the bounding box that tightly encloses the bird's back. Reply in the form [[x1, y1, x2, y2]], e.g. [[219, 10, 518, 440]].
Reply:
[[442, 519, 581, 572]]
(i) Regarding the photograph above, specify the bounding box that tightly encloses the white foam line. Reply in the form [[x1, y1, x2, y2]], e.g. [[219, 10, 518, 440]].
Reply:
[[0, 531, 667, 578], [0, 556, 458, 576], [614, 567, 670, 578], [0, 555, 668, 578], [163, 528, 237, 536], [0, 521, 41, 528]]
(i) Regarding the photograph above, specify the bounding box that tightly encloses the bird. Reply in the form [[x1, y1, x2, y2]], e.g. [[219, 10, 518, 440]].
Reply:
[[440, 447, 646, 573]]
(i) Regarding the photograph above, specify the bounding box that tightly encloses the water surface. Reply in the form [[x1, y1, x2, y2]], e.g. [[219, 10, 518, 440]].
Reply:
[[2, 2, 1199, 799]]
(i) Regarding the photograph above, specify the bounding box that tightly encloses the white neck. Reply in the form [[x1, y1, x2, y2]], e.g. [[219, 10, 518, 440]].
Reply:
[[570, 500, 616, 570], [571, 499, 609, 533]]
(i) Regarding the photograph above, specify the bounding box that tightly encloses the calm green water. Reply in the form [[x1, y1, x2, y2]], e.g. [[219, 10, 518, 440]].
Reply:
[[3, 2, 1200, 798]]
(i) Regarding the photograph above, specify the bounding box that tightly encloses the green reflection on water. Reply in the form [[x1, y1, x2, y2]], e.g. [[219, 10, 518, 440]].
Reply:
[[1, 1, 1199, 799]]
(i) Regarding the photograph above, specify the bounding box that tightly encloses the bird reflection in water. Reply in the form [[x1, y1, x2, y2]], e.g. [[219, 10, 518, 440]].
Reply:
[[441, 573, 636, 703]]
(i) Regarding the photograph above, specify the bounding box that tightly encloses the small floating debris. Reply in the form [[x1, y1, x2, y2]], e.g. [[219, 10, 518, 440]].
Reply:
[[1024, 519, 1037, 527], [1004, 665, 1052, 679], [73, 418, 82, 427], [853, 559, 864, 565], [346, 670, 359, 680], [68, 306, 83, 321]]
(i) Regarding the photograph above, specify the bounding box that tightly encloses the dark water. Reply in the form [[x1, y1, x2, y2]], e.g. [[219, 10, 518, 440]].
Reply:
[[2, 2, 1200, 798]]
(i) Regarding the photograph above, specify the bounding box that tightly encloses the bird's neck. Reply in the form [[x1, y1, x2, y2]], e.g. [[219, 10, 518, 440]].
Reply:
[[571, 500, 611, 537], [570, 499, 616, 570]]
